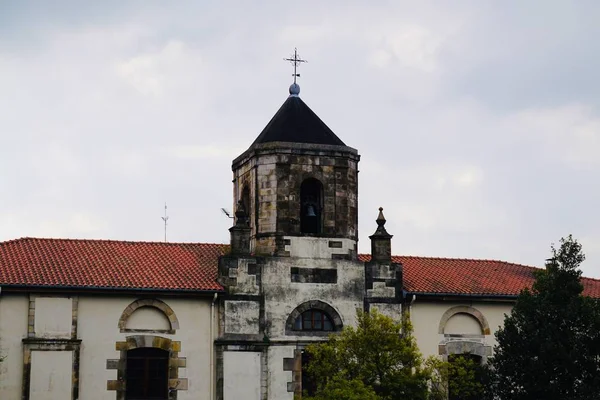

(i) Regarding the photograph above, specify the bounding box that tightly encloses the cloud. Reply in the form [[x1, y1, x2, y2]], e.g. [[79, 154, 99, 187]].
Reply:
[[40, 212, 110, 237], [104, 148, 148, 178], [360, 160, 497, 234], [166, 145, 246, 160], [1, 1, 600, 279], [115, 40, 203, 97], [0, 211, 109, 240], [367, 25, 446, 73], [505, 105, 600, 169]]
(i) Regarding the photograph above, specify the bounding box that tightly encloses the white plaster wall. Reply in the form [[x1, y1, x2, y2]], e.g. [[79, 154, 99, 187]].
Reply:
[[445, 314, 482, 335], [223, 351, 261, 400], [0, 294, 28, 399], [35, 297, 72, 338], [262, 257, 364, 340], [30, 350, 72, 400], [126, 306, 171, 331], [410, 301, 513, 359], [77, 296, 214, 400], [267, 346, 295, 400]]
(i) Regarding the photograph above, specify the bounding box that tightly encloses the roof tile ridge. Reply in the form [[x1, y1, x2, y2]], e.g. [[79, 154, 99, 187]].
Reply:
[[581, 275, 600, 283], [393, 254, 541, 269], [1, 237, 36, 244], [0, 237, 229, 246], [363, 252, 545, 270]]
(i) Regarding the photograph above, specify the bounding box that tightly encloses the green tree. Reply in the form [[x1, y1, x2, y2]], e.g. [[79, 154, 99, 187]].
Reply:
[[300, 376, 378, 400], [447, 355, 490, 400], [426, 355, 492, 400], [303, 309, 431, 400], [490, 235, 600, 400]]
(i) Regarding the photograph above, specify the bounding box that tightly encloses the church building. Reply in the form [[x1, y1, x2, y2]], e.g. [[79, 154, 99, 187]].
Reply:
[[1, 58, 599, 400]]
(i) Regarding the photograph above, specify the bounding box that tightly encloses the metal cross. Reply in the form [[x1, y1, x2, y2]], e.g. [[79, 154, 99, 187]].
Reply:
[[284, 48, 307, 84]]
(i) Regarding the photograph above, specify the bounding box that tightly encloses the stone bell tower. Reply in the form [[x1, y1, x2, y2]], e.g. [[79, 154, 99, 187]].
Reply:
[[217, 51, 374, 400], [230, 81, 360, 258]]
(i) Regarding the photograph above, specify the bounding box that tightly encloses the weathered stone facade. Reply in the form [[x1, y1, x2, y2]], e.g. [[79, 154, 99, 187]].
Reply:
[[217, 91, 403, 400], [217, 248, 371, 399], [231, 142, 360, 256]]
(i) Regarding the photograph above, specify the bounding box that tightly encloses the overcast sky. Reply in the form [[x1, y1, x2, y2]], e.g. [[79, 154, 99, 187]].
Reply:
[[1, 1, 600, 278]]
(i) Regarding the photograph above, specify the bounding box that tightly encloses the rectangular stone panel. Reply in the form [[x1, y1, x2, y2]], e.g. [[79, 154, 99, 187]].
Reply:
[[282, 357, 295, 371], [224, 300, 260, 334], [247, 263, 258, 275], [290, 267, 337, 284], [34, 297, 72, 338]]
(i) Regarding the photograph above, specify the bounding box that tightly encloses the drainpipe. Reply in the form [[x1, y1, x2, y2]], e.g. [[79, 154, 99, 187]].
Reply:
[[407, 294, 417, 324], [210, 293, 218, 400]]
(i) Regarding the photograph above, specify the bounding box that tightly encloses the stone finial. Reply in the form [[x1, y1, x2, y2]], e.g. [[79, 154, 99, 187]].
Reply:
[[372, 207, 392, 238], [229, 200, 251, 255], [369, 207, 393, 263]]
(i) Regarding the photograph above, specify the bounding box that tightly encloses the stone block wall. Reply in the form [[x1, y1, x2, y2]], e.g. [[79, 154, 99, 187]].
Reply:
[[231, 142, 360, 256]]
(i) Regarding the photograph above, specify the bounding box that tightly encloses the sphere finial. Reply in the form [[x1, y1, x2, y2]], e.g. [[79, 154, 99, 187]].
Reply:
[[284, 48, 306, 97], [289, 83, 300, 96]]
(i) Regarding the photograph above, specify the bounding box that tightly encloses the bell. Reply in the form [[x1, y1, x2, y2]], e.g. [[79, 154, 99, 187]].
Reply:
[[305, 205, 317, 217]]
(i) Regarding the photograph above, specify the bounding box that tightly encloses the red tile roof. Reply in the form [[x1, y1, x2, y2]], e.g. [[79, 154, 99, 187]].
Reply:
[[358, 255, 600, 298], [1, 238, 599, 298], [0, 238, 227, 292]]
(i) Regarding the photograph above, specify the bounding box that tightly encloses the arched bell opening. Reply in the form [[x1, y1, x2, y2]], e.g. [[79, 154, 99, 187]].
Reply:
[[241, 185, 251, 220], [300, 178, 323, 234]]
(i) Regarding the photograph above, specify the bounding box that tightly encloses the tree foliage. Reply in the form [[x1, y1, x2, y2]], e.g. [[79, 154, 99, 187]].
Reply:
[[447, 355, 491, 400], [299, 376, 378, 400], [303, 309, 432, 400], [425, 355, 492, 400], [490, 235, 600, 400]]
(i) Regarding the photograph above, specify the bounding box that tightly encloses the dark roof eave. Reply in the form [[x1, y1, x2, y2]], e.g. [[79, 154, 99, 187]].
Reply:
[[0, 283, 225, 297], [232, 141, 359, 169], [406, 290, 519, 301]]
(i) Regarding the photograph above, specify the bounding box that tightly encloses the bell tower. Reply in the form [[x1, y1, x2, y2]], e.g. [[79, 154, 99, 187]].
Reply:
[[218, 51, 402, 400], [230, 57, 360, 258]]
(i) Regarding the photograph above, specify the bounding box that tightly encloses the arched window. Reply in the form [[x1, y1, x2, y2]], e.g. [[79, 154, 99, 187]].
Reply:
[[294, 309, 334, 331], [300, 178, 323, 234], [126, 347, 169, 400], [285, 300, 343, 336], [118, 298, 179, 334], [438, 305, 490, 336]]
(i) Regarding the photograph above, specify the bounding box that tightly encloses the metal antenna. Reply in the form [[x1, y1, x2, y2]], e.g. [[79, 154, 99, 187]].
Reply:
[[284, 48, 307, 84], [161, 203, 169, 242], [221, 208, 234, 219]]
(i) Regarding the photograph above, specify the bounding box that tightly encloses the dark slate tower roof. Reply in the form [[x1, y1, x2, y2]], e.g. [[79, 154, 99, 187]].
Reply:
[[251, 90, 346, 147]]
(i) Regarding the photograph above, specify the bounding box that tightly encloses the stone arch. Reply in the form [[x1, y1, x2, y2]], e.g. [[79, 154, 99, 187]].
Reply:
[[107, 335, 187, 399], [438, 305, 490, 335], [118, 298, 179, 334], [285, 300, 343, 336]]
